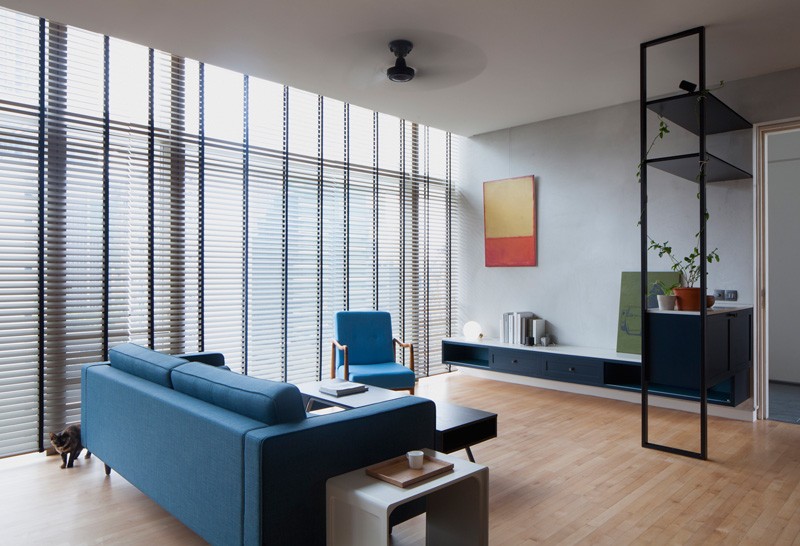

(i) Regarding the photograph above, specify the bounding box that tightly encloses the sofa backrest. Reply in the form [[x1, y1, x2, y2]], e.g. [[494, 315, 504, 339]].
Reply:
[[109, 343, 188, 388], [171, 362, 306, 425]]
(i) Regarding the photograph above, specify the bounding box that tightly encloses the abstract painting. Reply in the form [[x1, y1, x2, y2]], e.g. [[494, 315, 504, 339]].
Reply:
[[483, 175, 536, 267], [616, 271, 681, 354]]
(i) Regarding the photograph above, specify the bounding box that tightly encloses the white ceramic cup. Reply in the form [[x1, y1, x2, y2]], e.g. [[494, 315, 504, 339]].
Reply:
[[407, 450, 424, 469]]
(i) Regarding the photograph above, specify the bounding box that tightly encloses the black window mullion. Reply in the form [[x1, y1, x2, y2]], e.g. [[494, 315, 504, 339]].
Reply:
[[446, 132, 452, 340], [281, 85, 289, 381], [343, 104, 350, 310], [36, 17, 46, 452], [424, 126, 430, 376], [373, 111, 379, 310], [316, 95, 324, 380], [198, 62, 205, 352], [147, 47, 155, 349], [242, 75, 249, 375], [399, 121, 406, 351], [102, 35, 110, 360]]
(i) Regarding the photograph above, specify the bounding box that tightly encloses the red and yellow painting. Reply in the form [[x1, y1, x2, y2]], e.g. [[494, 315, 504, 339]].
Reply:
[[483, 175, 536, 267]]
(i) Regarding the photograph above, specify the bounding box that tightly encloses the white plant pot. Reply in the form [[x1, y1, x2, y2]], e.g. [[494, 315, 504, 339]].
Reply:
[[657, 294, 677, 311]]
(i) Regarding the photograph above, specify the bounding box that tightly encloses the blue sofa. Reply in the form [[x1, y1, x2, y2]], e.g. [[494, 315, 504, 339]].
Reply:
[[81, 343, 436, 545]]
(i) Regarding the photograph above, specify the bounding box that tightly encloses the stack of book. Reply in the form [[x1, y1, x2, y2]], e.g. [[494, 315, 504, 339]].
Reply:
[[502, 312, 534, 344], [318, 379, 368, 397]]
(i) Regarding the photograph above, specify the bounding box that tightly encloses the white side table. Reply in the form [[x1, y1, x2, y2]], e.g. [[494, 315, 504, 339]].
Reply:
[[326, 449, 489, 546]]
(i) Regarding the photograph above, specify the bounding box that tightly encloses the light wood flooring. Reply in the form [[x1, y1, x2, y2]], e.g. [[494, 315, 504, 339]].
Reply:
[[2, 371, 800, 545]]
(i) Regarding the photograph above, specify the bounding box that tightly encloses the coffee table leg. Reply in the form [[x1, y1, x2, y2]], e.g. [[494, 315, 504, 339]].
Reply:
[[465, 446, 475, 463]]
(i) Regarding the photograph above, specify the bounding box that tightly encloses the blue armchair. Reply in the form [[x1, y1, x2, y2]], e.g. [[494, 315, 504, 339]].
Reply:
[[330, 310, 416, 394]]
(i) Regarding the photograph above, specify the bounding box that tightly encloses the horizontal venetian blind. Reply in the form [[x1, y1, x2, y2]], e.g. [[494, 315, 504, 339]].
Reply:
[[152, 51, 201, 354], [0, 3, 458, 458], [0, 10, 40, 457], [202, 64, 244, 373], [246, 77, 285, 381], [285, 87, 322, 383]]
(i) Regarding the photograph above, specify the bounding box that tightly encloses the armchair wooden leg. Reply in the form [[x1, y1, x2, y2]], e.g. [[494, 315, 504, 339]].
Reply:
[[409, 386, 415, 395]]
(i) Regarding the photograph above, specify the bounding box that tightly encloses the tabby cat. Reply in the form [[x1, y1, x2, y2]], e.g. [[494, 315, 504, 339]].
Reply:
[[50, 424, 91, 469]]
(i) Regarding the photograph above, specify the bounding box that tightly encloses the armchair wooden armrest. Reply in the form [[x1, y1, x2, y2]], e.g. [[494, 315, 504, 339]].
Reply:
[[331, 339, 349, 379], [392, 338, 415, 373]]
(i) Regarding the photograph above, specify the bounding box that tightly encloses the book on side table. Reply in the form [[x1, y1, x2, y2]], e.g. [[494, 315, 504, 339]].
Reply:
[[318, 379, 368, 397]]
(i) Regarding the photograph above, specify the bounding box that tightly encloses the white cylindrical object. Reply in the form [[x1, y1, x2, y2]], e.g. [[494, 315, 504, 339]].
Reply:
[[407, 450, 424, 469]]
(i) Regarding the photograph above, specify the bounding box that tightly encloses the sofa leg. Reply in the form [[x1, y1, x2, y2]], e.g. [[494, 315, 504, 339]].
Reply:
[[409, 386, 415, 395], [104, 464, 112, 476]]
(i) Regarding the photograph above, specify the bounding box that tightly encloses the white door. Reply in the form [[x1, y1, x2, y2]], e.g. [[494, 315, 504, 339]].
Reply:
[[766, 128, 800, 423]]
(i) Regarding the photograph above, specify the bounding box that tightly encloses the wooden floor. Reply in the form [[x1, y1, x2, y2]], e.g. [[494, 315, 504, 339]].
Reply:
[[2, 372, 800, 545]]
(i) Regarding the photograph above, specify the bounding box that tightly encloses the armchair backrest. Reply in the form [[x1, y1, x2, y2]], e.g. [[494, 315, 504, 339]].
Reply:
[[334, 311, 395, 366]]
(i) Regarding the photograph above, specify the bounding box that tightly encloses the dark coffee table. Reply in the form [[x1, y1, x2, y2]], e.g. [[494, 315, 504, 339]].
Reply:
[[434, 402, 497, 462], [294, 381, 497, 462]]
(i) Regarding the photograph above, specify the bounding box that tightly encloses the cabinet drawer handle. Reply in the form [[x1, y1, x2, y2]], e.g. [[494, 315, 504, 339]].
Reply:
[[727, 312, 738, 318], [512, 359, 518, 364], [569, 367, 576, 372]]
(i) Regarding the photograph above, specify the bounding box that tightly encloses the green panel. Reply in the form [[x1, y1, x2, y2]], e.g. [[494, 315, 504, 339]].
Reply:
[[616, 271, 680, 354]]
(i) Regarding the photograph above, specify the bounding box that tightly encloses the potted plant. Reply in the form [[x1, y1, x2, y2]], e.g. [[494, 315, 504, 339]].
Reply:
[[648, 239, 720, 311], [652, 280, 680, 311]]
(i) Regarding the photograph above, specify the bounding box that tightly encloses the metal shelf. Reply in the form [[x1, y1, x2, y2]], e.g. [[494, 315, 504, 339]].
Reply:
[[647, 152, 752, 182], [647, 91, 752, 135]]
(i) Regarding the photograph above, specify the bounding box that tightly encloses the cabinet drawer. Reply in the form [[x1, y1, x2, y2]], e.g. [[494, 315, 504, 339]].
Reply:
[[543, 357, 602, 384], [490, 349, 542, 377]]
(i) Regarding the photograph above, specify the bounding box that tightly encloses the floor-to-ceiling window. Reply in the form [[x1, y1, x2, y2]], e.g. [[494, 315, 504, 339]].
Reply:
[[0, 7, 459, 457]]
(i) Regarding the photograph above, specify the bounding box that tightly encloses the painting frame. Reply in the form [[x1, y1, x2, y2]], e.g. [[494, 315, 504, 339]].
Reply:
[[483, 175, 537, 267]]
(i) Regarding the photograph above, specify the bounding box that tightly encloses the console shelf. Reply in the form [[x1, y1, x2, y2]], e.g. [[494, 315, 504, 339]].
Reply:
[[443, 319, 751, 408]]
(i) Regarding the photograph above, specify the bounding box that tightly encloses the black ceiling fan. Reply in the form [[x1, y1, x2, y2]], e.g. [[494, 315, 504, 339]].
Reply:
[[386, 39, 415, 83]]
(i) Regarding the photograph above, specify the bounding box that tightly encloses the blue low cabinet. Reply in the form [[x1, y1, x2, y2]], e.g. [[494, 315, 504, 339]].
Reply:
[[645, 307, 753, 406], [443, 316, 752, 407], [542, 355, 603, 385], [490, 348, 542, 376]]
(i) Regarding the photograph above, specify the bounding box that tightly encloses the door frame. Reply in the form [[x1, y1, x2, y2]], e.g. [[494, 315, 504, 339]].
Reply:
[[754, 117, 800, 420]]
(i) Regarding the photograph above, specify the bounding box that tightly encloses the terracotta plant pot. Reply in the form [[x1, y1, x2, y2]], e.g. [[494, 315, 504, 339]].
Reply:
[[673, 288, 715, 311], [673, 287, 701, 311]]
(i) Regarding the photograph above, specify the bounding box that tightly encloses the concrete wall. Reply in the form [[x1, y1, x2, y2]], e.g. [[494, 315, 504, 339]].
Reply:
[[458, 66, 800, 349], [768, 130, 800, 383]]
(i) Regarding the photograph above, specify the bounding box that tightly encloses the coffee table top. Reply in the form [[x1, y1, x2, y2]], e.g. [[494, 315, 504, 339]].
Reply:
[[295, 380, 406, 409], [434, 402, 496, 431]]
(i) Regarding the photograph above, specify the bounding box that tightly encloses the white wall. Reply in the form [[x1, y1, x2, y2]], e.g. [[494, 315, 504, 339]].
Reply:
[[458, 67, 800, 349], [768, 130, 800, 383]]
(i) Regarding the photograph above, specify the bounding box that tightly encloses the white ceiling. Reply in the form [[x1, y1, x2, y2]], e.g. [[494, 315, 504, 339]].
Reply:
[[2, 0, 799, 136]]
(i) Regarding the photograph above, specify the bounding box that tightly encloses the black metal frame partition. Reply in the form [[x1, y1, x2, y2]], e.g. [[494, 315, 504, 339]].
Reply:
[[640, 27, 708, 460]]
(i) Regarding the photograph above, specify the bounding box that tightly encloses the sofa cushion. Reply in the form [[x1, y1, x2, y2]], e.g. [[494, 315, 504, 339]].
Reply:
[[336, 362, 415, 389], [171, 362, 306, 425], [109, 343, 188, 388]]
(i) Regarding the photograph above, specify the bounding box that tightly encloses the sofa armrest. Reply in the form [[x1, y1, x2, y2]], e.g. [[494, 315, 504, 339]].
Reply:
[[176, 351, 227, 368], [242, 396, 436, 545]]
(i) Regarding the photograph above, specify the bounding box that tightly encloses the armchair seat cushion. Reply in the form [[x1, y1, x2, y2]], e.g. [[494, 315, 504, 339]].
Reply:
[[337, 362, 415, 390]]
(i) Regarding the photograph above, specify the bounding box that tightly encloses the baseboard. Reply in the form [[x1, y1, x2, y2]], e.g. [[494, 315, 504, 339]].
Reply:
[[455, 366, 757, 422]]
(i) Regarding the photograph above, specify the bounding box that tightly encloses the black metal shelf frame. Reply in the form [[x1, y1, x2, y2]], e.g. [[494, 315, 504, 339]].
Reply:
[[640, 26, 711, 460]]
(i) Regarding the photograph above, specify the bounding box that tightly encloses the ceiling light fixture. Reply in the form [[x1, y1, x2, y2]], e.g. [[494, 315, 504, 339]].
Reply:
[[387, 39, 415, 83]]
